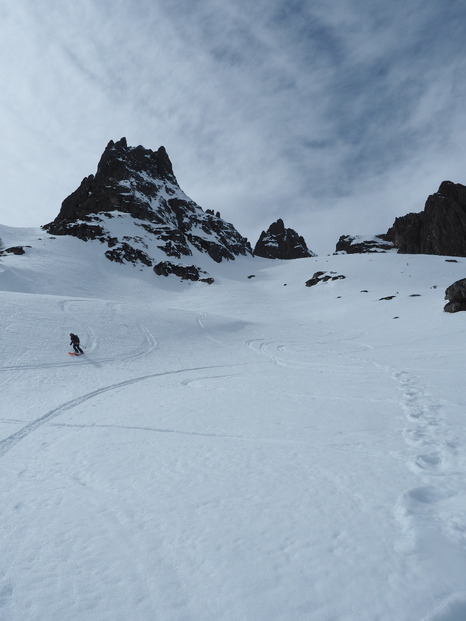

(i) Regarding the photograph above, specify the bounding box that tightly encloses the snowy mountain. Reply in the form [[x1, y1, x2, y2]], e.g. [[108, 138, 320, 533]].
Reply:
[[1, 221, 466, 621], [44, 138, 252, 281]]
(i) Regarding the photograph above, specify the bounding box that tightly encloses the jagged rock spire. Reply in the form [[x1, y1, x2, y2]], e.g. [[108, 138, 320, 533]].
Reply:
[[43, 138, 252, 269], [253, 219, 316, 259]]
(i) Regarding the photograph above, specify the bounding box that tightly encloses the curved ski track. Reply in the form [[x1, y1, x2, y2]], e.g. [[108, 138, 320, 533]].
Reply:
[[245, 327, 466, 612], [0, 364, 241, 460], [0, 297, 157, 372]]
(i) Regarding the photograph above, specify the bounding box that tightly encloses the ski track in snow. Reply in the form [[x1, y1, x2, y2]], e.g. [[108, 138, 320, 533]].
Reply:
[[0, 323, 156, 371], [2, 247, 466, 620], [0, 364, 241, 460], [245, 326, 466, 618], [245, 329, 373, 369], [0, 299, 157, 372]]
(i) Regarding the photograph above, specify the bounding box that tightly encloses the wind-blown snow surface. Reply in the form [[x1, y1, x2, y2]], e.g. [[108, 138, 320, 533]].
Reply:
[[1, 225, 466, 621]]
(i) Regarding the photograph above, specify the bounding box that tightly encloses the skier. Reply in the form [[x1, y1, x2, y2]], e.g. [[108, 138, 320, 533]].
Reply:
[[69, 333, 84, 355]]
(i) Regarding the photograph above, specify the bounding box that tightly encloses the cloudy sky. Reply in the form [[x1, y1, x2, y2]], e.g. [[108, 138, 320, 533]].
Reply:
[[1, 0, 466, 254]]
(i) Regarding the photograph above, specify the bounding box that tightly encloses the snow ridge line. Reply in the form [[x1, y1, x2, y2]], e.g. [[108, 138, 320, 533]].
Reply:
[[0, 364, 237, 459]]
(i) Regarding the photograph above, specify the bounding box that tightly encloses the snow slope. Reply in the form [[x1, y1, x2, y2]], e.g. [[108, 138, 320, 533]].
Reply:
[[1, 225, 466, 621]]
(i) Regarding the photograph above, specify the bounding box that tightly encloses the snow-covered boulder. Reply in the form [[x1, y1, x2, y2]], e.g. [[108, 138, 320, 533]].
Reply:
[[334, 235, 394, 254]]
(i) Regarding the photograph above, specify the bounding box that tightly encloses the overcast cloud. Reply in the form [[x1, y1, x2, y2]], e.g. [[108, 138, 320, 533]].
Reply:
[[1, 0, 466, 253]]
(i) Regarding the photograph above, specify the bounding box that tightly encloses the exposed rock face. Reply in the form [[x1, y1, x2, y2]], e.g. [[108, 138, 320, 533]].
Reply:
[[43, 138, 252, 270], [444, 278, 466, 312], [385, 181, 466, 256], [253, 219, 316, 259], [154, 261, 214, 284], [3, 246, 30, 255], [305, 271, 346, 287], [335, 235, 394, 254]]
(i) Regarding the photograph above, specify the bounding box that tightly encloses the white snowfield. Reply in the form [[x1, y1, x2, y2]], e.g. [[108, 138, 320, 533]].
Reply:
[[1, 225, 466, 621]]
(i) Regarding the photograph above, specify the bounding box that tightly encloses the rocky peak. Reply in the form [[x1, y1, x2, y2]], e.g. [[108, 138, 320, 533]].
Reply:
[[96, 138, 176, 186], [385, 180, 466, 256], [43, 138, 252, 276], [253, 219, 316, 259], [49, 137, 181, 225], [334, 180, 466, 258], [436, 180, 466, 204]]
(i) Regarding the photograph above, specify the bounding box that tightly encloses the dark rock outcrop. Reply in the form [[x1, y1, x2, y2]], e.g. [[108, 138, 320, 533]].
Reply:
[[153, 261, 214, 284], [4, 246, 30, 255], [305, 271, 346, 287], [444, 278, 466, 312], [43, 138, 252, 270], [253, 219, 316, 259], [105, 243, 153, 266], [386, 181, 466, 256], [335, 235, 394, 254]]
